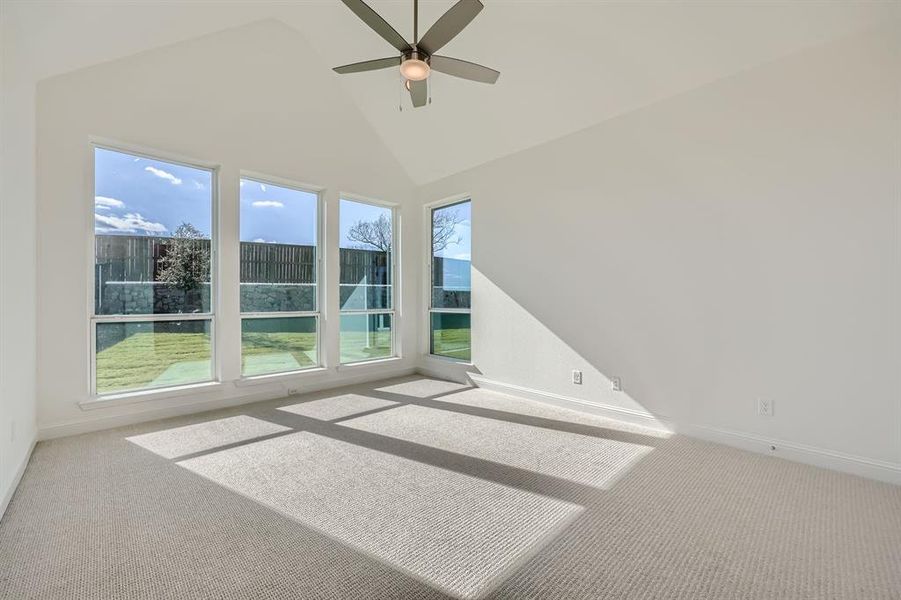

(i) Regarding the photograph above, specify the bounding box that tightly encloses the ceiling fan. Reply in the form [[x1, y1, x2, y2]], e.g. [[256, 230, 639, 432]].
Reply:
[[333, 0, 500, 108]]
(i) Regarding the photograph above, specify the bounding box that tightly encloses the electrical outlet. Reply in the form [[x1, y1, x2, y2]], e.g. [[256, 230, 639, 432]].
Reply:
[[572, 370, 582, 385], [286, 387, 299, 396], [757, 397, 774, 417], [611, 376, 623, 392]]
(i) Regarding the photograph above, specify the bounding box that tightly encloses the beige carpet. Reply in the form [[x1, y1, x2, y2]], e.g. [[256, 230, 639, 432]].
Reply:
[[1, 376, 899, 599]]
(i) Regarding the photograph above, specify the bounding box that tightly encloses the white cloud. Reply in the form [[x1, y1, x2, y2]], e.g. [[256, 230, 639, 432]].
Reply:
[[252, 238, 274, 243], [193, 180, 205, 190], [260, 183, 267, 192], [94, 196, 124, 210], [251, 200, 284, 208], [145, 165, 182, 185], [448, 252, 471, 261], [95, 212, 167, 234]]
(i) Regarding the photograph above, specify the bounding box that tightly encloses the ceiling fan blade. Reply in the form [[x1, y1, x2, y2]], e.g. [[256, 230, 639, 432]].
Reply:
[[408, 78, 428, 108], [334, 56, 401, 74], [417, 0, 483, 55], [429, 55, 499, 84], [339, 0, 412, 54]]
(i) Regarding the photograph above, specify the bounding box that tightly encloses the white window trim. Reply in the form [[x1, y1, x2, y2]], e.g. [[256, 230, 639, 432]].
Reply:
[[87, 139, 221, 399], [338, 192, 401, 365], [422, 193, 473, 364], [237, 173, 326, 379]]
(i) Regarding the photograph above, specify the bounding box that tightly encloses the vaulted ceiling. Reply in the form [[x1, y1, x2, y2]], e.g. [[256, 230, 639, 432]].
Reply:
[[5, 0, 898, 184]]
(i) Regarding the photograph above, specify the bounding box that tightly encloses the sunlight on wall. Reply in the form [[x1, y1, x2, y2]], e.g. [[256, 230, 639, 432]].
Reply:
[[472, 268, 673, 431]]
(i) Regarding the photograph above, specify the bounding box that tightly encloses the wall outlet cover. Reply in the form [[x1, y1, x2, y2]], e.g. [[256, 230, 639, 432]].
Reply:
[[572, 370, 582, 385], [757, 397, 774, 417]]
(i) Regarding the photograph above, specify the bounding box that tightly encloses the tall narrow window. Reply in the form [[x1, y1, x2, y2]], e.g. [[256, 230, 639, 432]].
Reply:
[[240, 178, 320, 376], [93, 147, 215, 394], [339, 198, 395, 363], [430, 199, 471, 361]]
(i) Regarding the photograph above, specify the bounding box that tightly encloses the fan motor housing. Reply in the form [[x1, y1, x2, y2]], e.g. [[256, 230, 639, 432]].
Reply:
[[403, 49, 429, 64]]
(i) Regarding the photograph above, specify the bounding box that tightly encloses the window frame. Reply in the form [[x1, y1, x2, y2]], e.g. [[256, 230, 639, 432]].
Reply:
[[238, 173, 325, 379], [423, 194, 472, 364], [338, 192, 400, 365], [88, 140, 220, 397]]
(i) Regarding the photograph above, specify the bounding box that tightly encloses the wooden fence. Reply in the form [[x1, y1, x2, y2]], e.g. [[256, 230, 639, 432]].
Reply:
[[95, 234, 389, 285]]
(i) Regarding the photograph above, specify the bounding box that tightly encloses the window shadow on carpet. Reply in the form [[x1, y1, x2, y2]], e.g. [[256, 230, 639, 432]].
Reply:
[[122, 375, 666, 599]]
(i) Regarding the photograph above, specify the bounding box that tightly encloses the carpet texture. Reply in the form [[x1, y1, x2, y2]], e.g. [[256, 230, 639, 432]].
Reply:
[[1, 375, 899, 599]]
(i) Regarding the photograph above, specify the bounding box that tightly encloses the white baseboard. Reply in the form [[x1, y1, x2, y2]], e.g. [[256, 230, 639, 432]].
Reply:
[[469, 375, 901, 486], [1, 436, 37, 521], [416, 356, 476, 385], [416, 364, 472, 385], [468, 374, 673, 432], [39, 365, 417, 441], [679, 423, 901, 486]]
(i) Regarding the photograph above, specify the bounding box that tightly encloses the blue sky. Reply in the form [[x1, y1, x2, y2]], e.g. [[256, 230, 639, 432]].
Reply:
[[94, 148, 212, 237], [240, 179, 317, 245], [339, 199, 392, 250], [95, 147, 470, 261], [433, 200, 471, 262]]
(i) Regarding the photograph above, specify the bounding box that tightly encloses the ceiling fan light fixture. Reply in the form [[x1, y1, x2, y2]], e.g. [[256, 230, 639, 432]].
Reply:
[[400, 57, 430, 81], [333, 0, 498, 108]]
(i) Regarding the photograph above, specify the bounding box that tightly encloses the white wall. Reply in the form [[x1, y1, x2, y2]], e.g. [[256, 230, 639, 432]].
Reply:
[[418, 26, 901, 476], [35, 20, 419, 436], [1, 5, 39, 515], [22, 12, 901, 487]]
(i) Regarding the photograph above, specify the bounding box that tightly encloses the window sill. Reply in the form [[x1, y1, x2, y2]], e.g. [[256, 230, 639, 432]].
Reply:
[[80, 381, 224, 411], [235, 367, 330, 387], [422, 353, 474, 367], [337, 356, 403, 371]]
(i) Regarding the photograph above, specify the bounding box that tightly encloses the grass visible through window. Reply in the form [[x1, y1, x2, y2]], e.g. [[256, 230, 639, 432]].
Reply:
[[241, 332, 317, 377], [95, 330, 211, 394], [431, 327, 471, 361]]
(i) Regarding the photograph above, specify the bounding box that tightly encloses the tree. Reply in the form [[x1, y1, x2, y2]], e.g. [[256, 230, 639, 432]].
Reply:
[[346, 208, 464, 253], [347, 213, 393, 252], [431, 209, 465, 253], [156, 222, 210, 290]]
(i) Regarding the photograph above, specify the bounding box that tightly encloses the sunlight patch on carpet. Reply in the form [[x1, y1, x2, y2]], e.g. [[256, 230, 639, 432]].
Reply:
[[343, 405, 654, 489], [126, 415, 290, 459], [375, 378, 472, 398], [277, 394, 399, 421], [178, 432, 582, 599]]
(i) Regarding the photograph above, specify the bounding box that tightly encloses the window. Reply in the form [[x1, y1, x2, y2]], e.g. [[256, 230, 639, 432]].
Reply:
[[239, 178, 320, 376], [429, 199, 471, 361], [92, 147, 215, 394], [339, 198, 395, 363]]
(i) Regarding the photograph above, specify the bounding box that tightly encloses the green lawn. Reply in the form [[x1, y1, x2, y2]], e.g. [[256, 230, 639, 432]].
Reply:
[[431, 327, 471, 361], [95, 331, 211, 394], [241, 332, 317, 377], [96, 327, 466, 394], [339, 330, 393, 363]]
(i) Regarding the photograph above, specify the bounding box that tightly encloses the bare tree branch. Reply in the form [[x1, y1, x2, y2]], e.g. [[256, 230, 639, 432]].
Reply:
[[347, 214, 393, 252], [346, 208, 465, 255], [431, 209, 464, 253]]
